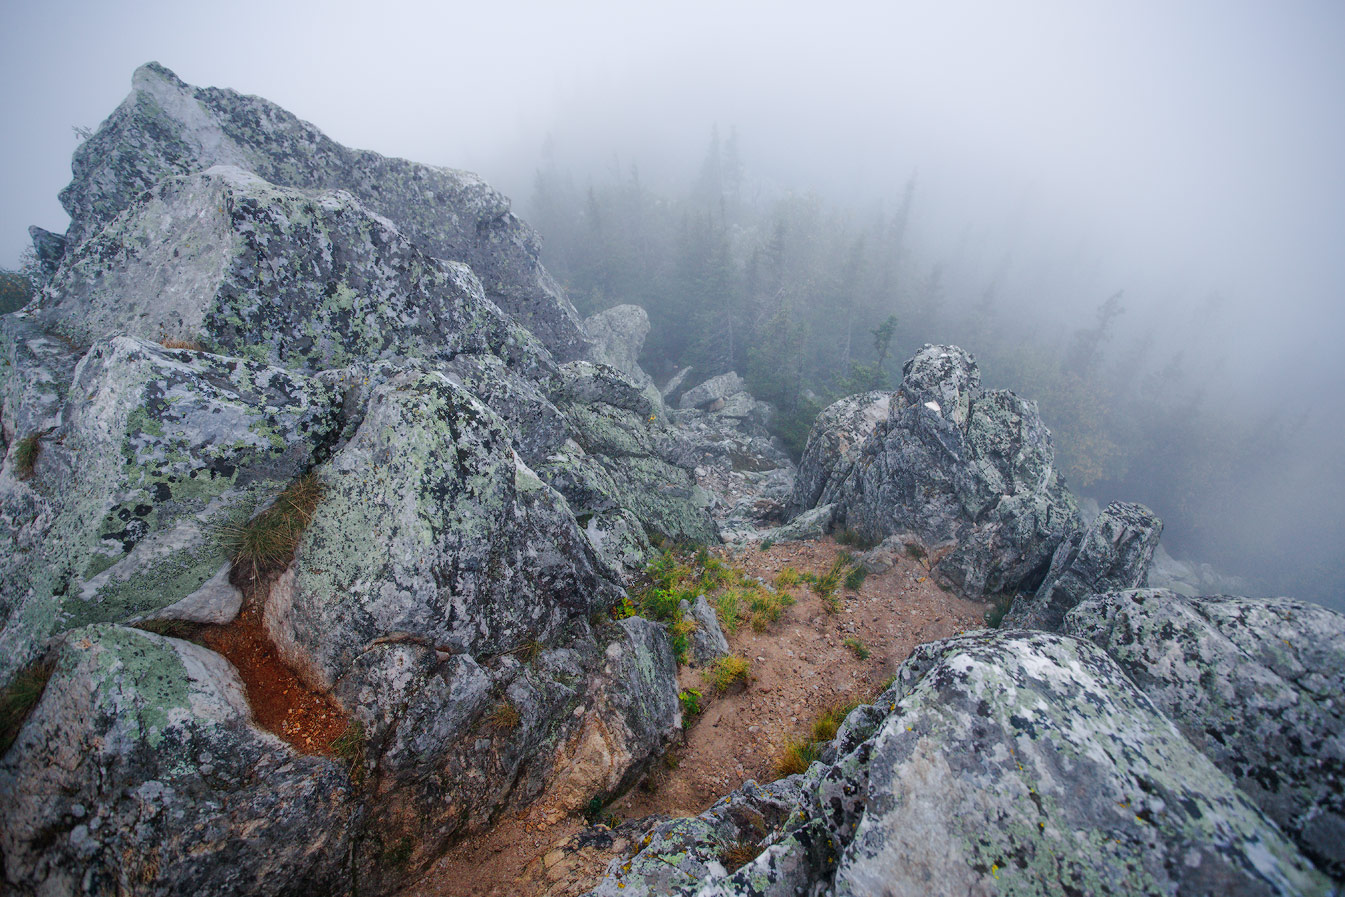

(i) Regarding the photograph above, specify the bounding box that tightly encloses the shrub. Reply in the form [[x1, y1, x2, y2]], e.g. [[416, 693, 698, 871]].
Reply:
[[678, 688, 703, 718], [12, 432, 41, 480], [773, 566, 802, 589], [670, 615, 698, 665], [221, 473, 325, 582], [843, 637, 870, 660], [713, 591, 742, 634], [812, 556, 847, 600], [706, 654, 751, 694], [746, 586, 794, 632], [758, 538, 775, 551], [843, 565, 868, 590], [0, 659, 54, 754]]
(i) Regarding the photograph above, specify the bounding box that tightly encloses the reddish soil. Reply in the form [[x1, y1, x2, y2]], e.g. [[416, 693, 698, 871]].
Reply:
[[400, 537, 986, 897], [197, 602, 349, 755]]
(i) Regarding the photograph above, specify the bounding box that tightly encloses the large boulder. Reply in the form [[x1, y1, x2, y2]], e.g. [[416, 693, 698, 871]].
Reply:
[[792, 345, 1080, 599], [0, 335, 344, 685], [0, 625, 354, 897], [590, 630, 1333, 896], [57, 62, 590, 360], [36, 165, 549, 377], [1003, 500, 1163, 630], [677, 371, 747, 411], [1065, 589, 1345, 879], [584, 304, 654, 388]]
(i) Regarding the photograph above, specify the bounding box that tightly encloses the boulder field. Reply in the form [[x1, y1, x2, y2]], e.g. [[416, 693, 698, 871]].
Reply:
[[1, 63, 1341, 896]]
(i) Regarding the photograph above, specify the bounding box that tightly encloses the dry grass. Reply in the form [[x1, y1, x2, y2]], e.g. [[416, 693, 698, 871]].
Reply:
[[160, 337, 205, 351], [1, 658, 55, 754], [706, 654, 751, 694], [221, 473, 325, 582], [774, 738, 821, 777], [773, 700, 862, 779], [486, 700, 521, 732], [772, 566, 803, 589], [720, 839, 764, 872], [12, 432, 41, 480]]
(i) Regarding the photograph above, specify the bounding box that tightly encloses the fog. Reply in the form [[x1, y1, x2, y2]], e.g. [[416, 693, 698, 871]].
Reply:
[[3, 1, 1343, 607]]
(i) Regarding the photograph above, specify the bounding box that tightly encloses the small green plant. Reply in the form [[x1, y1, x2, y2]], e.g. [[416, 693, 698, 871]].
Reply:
[[706, 654, 751, 694], [720, 839, 764, 872], [812, 556, 847, 600], [609, 595, 636, 620], [773, 566, 802, 589], [746, 586, 794, 632], [12, 432, 42, 480], [843, 564, 868, 591], [905, 542, 928, 563], [508, 639, 544, 664], [221, 472, 325, 582], [713, 591, 743, 634], [809, 700, 860, 743], [485, 699, 521, 732], [678, 688, 704, 718], [581, 796, 619, 826], [670, 615, 698, 665], [330, 720, 364, 766], [774, 738, 821, 777], [758, 538, 775, 551], [843, 637, 870, 660], [0, 658, 54, 754]]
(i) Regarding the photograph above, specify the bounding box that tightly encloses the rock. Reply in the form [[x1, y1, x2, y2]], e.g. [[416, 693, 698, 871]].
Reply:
[[584, 304, 654, 388], [857, 533, 931, 573], [1064, 589, 1345, 879], [1003, 500, 1162, 631], [57, 62, 590, 360], [678, 371, 747, 411], [592, 630, 1333, 896], [0, 624, 354, 897], [265, 370, 621, 689], [661, 365, 694, 402], [37, 165, 549, 378], [441, 353, 570, 466], [0, 335, 344, 686], [678, 595, 730, 666], [753, 503, 835, 544], [580, 509, 656, 583], [26, 226, 65, 284], [792, 346, 1079, 600]]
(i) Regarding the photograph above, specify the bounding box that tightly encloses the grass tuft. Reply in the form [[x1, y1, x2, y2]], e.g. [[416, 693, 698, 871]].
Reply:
[[0, 659, 54, 754], [706, 654, 751, 694], [813, 555, 847, 601], [773, 566, 802, 589], [720, 839, 764, 872], [160, 337, 205, 352], [221, 473, 325, 582], [331, 721, 364, 765], [678, 688, 703, 718], [486, 699, 521, 732], [774, 738, 821, 777], [12, 432, 42, 480], [843, 564, 868, 591], [843, 636, 870, 660]]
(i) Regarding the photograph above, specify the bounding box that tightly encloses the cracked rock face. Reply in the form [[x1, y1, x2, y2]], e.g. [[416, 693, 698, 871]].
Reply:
[[1064, 589, 1345, 879], [57, 62, 590, 360], [1003, 499, 1163, 631], [590, 630, 1334, 897], [792, 345, 1080, 600], [0, 625, 355, 897]]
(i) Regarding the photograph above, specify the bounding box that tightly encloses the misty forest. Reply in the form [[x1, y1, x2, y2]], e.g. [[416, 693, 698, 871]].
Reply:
[[0, 4, 1342, 897]]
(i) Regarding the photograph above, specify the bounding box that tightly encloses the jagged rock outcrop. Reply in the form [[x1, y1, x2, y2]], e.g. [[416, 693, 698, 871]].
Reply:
[[1003, 500, 1162, 630], [0, 334, 344, 684], [0, 625, 355, 897], [584, 304, 654, 389], [54, 62, 590, 360], [1064, 589, 1345, 879], [590, 630, 1334, 896], [37, 165, 549, 377], [791, 345, 1079, 599]]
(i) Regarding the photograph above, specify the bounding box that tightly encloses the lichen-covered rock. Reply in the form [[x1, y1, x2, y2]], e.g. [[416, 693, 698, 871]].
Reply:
[[1064, 589, 1345, 879], [0, 335, 343, 685], [753, 503, 835, 544], [0, 624, 354, 897], [678, 371, 747, 411], [1003, 500, 1162, 631], [678, 595, 731, 666], [441, 352, 570, 465], [592, 630, 1333, 897], [584, 304, 654, 388], [265, 370, 621, 689], [792, 346, 1079, 600], [58, 62, 590, 360], [38, 165, 549, 377], [553, 362, 717, 545]]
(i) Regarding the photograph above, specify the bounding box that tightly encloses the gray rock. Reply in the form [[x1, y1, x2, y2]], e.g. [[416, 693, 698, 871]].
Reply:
[[0, 335, 343, 686], [661, 365, 694, 402], [0, 624, 354, 897], [753, 503, 835, 544], [857, 533, 931, 574], [26, 226, 65, 284], [592, 630, 1334, 897], [57, 62, 590, 360], [1064, 589, 1345, 879], [1003, 500, 1162, 630], [37, 165, 549, 378], [678, 595, 731, 666], [792, 346, 1079, 600], [678, 372, 747, 411], [580, 508, 656, 582], [584, 304, 654, 388]]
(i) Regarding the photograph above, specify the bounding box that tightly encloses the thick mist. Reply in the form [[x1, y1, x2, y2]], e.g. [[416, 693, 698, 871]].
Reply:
[[3, 1, 1343, 607]]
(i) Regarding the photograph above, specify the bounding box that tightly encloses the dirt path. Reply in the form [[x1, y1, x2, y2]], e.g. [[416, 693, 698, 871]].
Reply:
[[402, 537, 985, 896]]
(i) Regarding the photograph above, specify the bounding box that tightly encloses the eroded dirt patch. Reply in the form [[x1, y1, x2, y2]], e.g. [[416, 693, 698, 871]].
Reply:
[[400, 536, 986, 897], [196, 602, 349, 756]]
